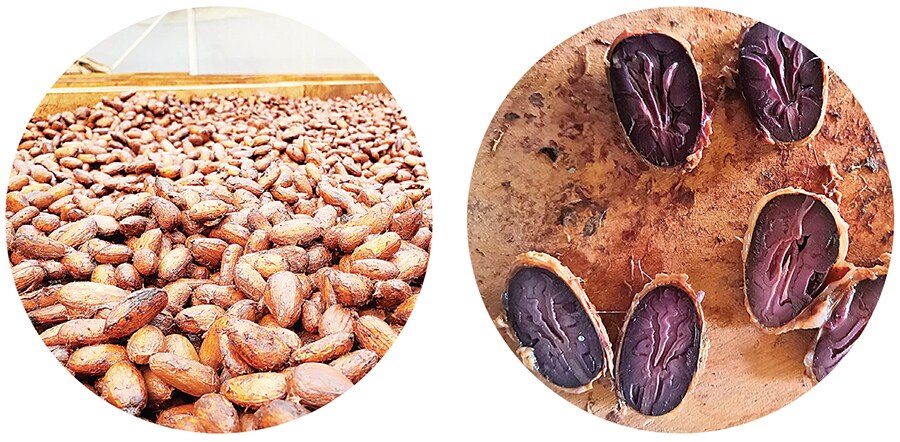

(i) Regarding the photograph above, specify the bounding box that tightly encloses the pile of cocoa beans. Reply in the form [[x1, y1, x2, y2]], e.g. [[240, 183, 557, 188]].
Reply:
[[6, 90, 430, 432]]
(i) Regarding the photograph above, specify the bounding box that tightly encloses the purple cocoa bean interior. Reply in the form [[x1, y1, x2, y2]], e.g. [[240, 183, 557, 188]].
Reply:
[[617, 285, 701, 416], [608, 33, 705, 167], [504, 267, 605, 388], [745, 194, 839, 328], [739, 22, 825, 143], [811, 275, 885, 381]]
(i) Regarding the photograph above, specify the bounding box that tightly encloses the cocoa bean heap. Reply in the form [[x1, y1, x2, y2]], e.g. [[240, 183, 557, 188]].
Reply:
[[7, 90, 430, 432]]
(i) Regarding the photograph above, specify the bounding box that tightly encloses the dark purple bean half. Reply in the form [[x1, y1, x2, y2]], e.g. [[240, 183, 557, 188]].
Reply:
[[739, 22, 826, 143], [607, 32, 709, 168], [745, 193, 840, 328], [617, 285, 701, 416], [503, 266, 606, 389], [810, 275, 885, 381]]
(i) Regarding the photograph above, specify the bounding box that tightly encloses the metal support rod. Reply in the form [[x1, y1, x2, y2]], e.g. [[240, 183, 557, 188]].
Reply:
[[110, 12, 166, 72], [186, 8, 198, 75]]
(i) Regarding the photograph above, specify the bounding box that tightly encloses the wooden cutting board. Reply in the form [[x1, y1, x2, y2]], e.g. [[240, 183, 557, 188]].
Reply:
[[467, 6, 893, 432]]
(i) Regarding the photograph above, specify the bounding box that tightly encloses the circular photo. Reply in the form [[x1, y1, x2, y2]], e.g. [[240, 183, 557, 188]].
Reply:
[[7, 7, 430, 433], [468, 6, 891, 432]]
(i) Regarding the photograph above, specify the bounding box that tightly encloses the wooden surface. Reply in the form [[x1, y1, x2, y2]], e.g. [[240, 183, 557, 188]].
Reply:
[[34, 73, 387, 117], [468, 7, 893, 432]]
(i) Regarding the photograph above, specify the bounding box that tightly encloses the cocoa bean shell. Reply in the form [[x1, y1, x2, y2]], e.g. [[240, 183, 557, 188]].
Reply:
[[104, 288, 168, 339], [58, 281, 129, 317], [389, 242, 428, 282], [389, 293, 417, 325], [192, 284, 244, 309], [142, 367, 175, 407], [291, 332, 354, 364], [175, 304, 226, 335], [330, 349, 379, 383], [287, 363, 352, 409], [351, 232, 401, 261], [349, 258, 400, 281], [67, 344, 129, 376], [126, 325, 165, 365], [27, 303, 68, 325], [253, 399, 308, 429], [61, 252, 96, 279], [156, 404, 197, 429], [353, 315, 397, 359], [233, 262, 266, 301], [194, 393, 239, 433], [19, 284, 61, 312], [12, 232, 68, 259], [225, 318, 291, 371], [48, 217, 97, 247], [269, 218, 322, 246], [220, 372, 288, 408], [12, 260, 47, 291], [97, 361, 147, 415], [329, 271, 374, 307], [263, 271, 310, 328], [319, 304, 357, 337], [148, 352, 220, 397], [158, 248, 193, 281], [199, 316, 229, 370]]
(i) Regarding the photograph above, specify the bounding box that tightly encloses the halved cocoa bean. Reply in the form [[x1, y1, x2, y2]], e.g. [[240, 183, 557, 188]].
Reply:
[[616, 274, 707, 416], [805, 255, 889, 382], [501, 252, 613, 392], [739, 22, 827, 144], [606, 30, 712, 170], [743, 188, 850, 333]]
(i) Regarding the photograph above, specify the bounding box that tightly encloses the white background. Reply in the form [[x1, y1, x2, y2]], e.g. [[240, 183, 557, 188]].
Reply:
[[86, 9, 371, 74], [1, 0, 897, 440]]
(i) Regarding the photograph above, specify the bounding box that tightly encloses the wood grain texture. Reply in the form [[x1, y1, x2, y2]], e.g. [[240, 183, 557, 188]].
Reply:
[[34, 73, 387, 118], [467, 6, 893, 432]]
